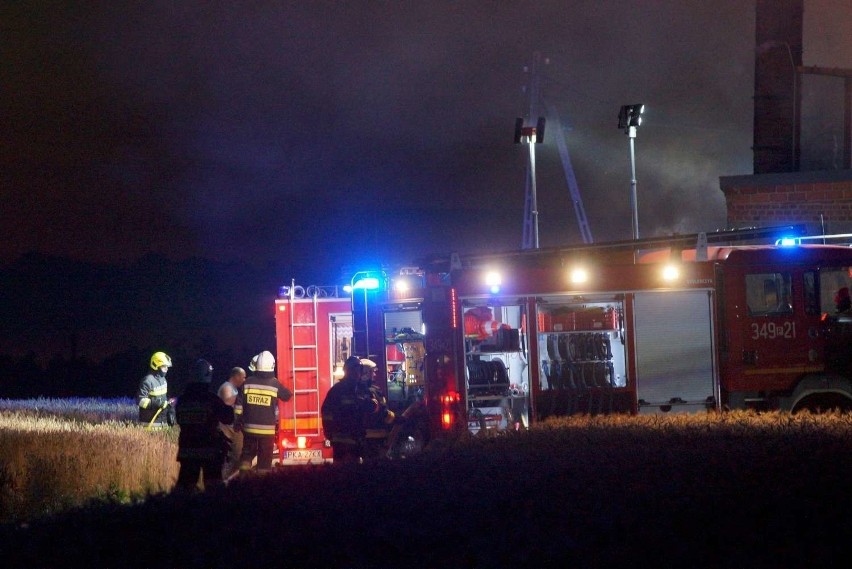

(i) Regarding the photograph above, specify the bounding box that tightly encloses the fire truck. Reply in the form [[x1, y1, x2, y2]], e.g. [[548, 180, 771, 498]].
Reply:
[[274, 227, 852, 462], [273, 282, 352, 464]]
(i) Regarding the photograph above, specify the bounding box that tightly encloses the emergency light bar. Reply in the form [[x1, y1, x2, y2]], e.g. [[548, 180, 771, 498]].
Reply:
[[345, 270, 386, 292], [776, 234, 852, 247], [352, 277, 380, 290]]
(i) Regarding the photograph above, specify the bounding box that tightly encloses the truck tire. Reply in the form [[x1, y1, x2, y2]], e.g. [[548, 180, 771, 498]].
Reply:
[[390, 427, 427, 459], [792, 392, 852, 414]]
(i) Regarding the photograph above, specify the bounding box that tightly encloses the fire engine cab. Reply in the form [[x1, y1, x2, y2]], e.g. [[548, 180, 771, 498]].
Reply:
[[274, 228, 852, 463]]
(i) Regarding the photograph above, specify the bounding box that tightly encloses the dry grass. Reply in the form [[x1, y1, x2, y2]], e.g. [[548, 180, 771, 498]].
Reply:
[[0, 400, 178, 525], [2, 407, 852, 567]]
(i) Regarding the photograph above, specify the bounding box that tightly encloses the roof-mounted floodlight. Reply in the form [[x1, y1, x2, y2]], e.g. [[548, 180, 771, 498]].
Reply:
[[485, 271, 502, 294], [569, 267, 589, 284], [662, 264, 680, 282], [393, 278, 410, 293]]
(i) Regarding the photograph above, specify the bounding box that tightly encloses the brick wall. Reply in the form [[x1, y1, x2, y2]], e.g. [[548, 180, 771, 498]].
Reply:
[[720, 171, 852, 233]]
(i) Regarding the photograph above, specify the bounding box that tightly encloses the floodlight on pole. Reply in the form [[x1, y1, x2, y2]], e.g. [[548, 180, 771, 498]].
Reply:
[[618, 104, 644, 240], [514, 116, 545, 249]]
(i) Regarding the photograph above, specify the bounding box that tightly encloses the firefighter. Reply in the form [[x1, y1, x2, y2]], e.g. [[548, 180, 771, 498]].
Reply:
[[218, 366, 246, 481], [321, 356, 366, 464], [321, 357, 396, 463], [137, 351, 174, 429], [236, 351, 292, 475], [361, 358, 396, 431], [174, 359, 234, 492], [359, 357, 397, 460]]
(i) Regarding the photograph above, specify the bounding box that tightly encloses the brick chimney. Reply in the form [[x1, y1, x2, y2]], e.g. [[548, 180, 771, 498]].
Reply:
[[753, 0, 803, 174]]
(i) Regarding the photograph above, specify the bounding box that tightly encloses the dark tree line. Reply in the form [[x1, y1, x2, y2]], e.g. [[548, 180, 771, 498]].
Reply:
[[0, 341, 262, 399], [0, 252, 305, 399]]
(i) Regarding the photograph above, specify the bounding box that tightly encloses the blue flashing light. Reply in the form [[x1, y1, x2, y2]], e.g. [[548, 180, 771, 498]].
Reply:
[[489, 284, 501, 294], [352, 277, 380, 290], [778, 237, 800, 247]]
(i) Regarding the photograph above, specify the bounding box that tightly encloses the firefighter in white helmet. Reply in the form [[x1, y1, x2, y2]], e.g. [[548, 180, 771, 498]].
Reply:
[[321, 356, 396, 464], [235, 350, 292, 474], [358, 358, 397, 460], [137, 351, 174, 429]]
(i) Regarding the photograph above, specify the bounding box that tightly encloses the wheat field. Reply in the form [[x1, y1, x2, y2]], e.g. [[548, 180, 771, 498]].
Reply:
[[0, 398, 178, 525], [2, 401, 852, 567]]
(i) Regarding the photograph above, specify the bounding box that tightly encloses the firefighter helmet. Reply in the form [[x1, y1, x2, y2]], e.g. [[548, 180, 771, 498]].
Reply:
[[255, 350, 275, 372], [150, 351, 172, 371], [359, 358, 377, 385], [248, 353, 258, 372], [343, 356, 362, 372]]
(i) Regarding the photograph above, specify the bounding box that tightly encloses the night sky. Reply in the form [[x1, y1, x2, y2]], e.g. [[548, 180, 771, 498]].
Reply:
[[3, 1, 851, 283]]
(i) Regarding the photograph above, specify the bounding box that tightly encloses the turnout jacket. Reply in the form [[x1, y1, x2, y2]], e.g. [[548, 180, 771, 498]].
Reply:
[[175, 382, 234, 460], [137, 371, 168, 425], [235, 371, 293, 437], [321, 378, 385, 443]]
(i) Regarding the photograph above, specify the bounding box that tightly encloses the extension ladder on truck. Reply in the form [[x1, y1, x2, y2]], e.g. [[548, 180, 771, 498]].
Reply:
[[287, 289, 321, 440]]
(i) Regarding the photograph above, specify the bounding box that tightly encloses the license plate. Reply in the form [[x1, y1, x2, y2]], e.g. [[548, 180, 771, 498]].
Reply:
[[284, 449, 323, 461]]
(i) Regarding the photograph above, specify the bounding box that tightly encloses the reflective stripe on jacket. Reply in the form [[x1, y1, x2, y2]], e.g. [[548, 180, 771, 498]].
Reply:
[[236, 372, 292, 436], [137, 372, 168, 424]]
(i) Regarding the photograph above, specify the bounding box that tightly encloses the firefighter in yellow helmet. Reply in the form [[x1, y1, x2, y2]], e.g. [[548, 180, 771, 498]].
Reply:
[[137, 351, 174, 429], [235, 351, 292, 474]]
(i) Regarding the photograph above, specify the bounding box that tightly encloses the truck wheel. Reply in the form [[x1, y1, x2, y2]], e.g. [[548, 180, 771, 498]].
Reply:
[[792, 393, 852, 414], [390, 426, 427, 459]]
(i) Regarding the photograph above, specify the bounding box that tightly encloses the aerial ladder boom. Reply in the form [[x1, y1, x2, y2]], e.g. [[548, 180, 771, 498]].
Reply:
[[546, 102, 593, 244]]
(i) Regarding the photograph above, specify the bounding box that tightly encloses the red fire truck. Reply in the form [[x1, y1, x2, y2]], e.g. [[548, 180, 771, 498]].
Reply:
[[274, 228, 852, 462], [274, 282, 352, 465]]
